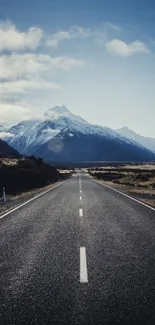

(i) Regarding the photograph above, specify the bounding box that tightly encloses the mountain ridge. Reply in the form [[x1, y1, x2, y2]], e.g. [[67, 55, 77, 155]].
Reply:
[[0, 139, 20, 158], [0, 106, 155, 162], [116, 126, 155, 153]]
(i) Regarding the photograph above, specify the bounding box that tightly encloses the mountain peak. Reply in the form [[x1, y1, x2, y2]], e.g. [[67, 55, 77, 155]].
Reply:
[[44, 105, 87, 124], [50, 105, 69, 114], [116, 126, 139, 138]]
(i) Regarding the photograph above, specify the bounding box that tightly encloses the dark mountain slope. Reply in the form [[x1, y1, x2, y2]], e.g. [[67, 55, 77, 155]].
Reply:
[[33, 129, 155, 163], [0, 139, 20, 158]]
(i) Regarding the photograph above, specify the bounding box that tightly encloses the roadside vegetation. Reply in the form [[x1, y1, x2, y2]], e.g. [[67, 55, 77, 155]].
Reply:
[[0, 156, 73, 196], [88, 164, 155, 208]]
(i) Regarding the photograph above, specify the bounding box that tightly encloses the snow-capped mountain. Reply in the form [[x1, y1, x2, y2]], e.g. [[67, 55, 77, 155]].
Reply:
[[9, 119, 41, 136], [44, 105, 87, 124], [0, 106, 155, 162], [116, 127, 155, 153], [6, 119, 42, 154], [34, 124, 155, 163], [23, 116, 122, 156]]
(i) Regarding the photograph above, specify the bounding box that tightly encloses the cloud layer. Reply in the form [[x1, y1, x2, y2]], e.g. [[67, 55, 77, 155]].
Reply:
[[45, 26, 92, 49], [0, 21, 42, 52], [0, 21, 87, 124], [0, 20, 151, 125], [0, 53, 85, 80], [106, 39, 149, 57], [0, 132, 14, 138], [0, 102, 32, 124]]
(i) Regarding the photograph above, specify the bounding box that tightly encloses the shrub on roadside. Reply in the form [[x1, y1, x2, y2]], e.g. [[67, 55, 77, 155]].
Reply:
[[0, 157, 72, 195]]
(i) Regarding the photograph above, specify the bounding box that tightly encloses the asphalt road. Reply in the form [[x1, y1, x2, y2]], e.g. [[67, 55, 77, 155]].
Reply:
[[1, 172, 155, 325]]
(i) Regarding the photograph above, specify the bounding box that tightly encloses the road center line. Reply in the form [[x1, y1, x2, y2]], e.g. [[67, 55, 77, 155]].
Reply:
[[80, 196, 82, 200], [80, 247, 88, 283], [79, 208, 83, 217]]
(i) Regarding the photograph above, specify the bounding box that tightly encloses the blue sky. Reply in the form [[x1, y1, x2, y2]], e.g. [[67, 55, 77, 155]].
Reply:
[[0, 0, 155, 136]]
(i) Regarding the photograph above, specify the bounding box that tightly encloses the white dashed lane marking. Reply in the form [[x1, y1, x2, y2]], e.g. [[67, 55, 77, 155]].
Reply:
[[80, 247, 88, 283], [79, 208, 83, 217]]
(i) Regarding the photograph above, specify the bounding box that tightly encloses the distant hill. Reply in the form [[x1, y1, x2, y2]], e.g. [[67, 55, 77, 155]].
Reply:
[[0, 139, 20, 158]]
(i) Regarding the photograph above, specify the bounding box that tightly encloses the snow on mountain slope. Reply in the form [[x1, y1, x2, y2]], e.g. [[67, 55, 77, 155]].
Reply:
[[23, 120, 62, 154], [116, 127, 155, 153], [24, 116, 138, 156], [43, 107, 144, 147], [3, 107, 88, 154], [56, 119, 144, 148], [44, 105, 87, 124], [34, 125, 155, 163], [9, 119, 41, 136], [23, 117, 88, 155], [6, 119, 42, 153], [1, 106, 154, 161], [5, 116, 74, 155]]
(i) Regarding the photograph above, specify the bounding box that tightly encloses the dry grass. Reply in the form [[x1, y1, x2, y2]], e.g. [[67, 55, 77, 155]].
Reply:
[[0, 158, 18, 166], [88, 164, 155, 208], [122, 164, 155, 170], [58, 169, 74, 174]]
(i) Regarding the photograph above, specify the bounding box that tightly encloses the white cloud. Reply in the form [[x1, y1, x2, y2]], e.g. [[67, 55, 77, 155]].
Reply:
[[0, 102, 32, 124], [106, 39, 149, 57], [105, 22, 121, 32], [45, 26, 92, 49], [71, 26, 92, 37], [0, 79, 61, 98], [45, 23, 122, 49], [0, 53, 85, 80], [0, 132, 14, 138], [45, 31, 70, 49], [0, 20, 93, 52], [50, 56, 85, 69], [0, 21, 87, 125], [0, 21, 43, 52]]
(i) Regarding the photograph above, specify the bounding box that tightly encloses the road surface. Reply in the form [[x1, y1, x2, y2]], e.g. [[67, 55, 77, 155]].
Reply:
[[1, 173, 155, 324]]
